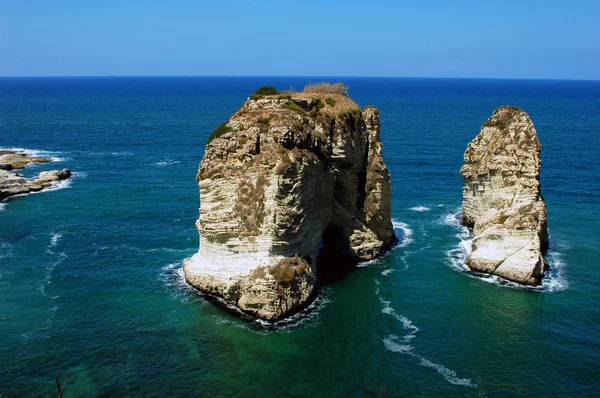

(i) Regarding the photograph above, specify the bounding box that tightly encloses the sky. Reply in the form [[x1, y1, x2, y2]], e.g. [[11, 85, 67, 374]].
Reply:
[[1, 0, 598, 79]]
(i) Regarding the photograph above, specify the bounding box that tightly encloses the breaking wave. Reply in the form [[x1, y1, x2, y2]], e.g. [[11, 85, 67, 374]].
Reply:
[[393, 220, 413, 248]]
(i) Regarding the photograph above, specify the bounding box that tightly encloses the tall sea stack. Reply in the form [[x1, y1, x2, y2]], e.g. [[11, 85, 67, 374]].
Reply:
[[184, 87, 395, 319], [460, 106, 548, 285]]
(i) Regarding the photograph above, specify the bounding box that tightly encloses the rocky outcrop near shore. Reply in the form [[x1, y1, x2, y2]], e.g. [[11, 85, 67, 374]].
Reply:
[[0, 151, 51, 170], [185, 87, 395, 320], [0, 151, 72, 200], [460, 106, 548, 285]]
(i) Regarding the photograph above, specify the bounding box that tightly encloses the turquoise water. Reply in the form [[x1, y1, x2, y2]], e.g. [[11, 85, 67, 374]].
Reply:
[[1, 77, 599, 397]]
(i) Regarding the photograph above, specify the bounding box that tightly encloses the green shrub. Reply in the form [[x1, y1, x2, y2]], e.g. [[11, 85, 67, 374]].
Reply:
[[257, 117, 270, 125], [251, 86, 279, 99], [311, 98, 325, 109], [207, 122, 234, 144], [293, 122, 303, 131], [325, 97, 336, 107]]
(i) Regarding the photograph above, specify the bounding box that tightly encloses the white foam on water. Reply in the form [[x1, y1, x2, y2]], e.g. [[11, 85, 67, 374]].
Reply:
[[377, 277, 477, 388], [381, 269, 394, 276], [393, 220, 414, 248], [44, 178, 73, 192], [160, 262, 203, 305], [0, 147, 66, 163], [383, 335, 413, 354], [442, 211, 568, 292], [0, 203, 5, 211], [409, 206, 431, 212], [356, 219, 414, 269], [50, 233, 62, 247], [356, 256, 383, 268], [418, 357, 477, 387]]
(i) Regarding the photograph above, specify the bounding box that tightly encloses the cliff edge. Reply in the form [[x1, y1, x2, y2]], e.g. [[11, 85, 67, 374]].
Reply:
[[184, 85, 395, 319], [460, 106, 548, 285]]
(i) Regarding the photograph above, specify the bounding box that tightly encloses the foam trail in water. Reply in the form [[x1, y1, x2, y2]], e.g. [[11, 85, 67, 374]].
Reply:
[[409, 206, 431, 212], [442, 211, 568, 292], [393, 220, 413, 248], [377, 277, 477, 388], [0, 203, 5, 211]]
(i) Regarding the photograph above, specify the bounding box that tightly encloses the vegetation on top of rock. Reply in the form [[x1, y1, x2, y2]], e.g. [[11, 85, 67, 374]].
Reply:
[[250, 86, 279, 100], [325, 97, 336, 107], [285, 101, 307, 115], [207, 122, 234, 144], [311, 98, 325, 109], [303, 82, 349, 95], [482, 106, 523, 133]]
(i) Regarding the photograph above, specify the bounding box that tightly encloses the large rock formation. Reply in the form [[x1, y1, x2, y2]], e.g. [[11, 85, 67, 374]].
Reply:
[[460, 106, 548, 285], [184, 89, 395, 319], [0, 151, 72, 200]]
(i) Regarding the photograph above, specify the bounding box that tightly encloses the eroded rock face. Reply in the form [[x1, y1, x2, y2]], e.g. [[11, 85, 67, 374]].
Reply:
[[460, 106, 548, 285], [184, 92, 394, 319]]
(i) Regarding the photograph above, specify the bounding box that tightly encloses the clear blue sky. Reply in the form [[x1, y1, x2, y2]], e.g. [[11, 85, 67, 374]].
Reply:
[[1, 0, 598, 79]]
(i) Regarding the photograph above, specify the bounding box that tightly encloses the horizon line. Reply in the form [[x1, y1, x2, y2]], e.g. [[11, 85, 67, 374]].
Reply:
[[0, 75, 598, 82]]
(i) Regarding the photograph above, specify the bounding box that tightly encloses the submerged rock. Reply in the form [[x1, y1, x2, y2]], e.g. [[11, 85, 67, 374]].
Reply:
[[460, 106, 548, 285], [185, 90, 395, 320]]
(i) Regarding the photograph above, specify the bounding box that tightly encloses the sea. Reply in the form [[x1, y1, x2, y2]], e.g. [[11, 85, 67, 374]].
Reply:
[[1, 77, 599, 397]]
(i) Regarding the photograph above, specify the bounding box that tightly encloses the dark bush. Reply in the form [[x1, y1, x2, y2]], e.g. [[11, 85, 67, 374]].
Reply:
[[257, 117, 270, 125], [325, 97, 336, 107], [251, 86, 279, 98], [311, 98, 325, 109], [207, 122, 234, 144]]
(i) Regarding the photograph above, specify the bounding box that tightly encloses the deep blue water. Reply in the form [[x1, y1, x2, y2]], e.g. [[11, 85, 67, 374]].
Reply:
[[1, 77, 599, 397]]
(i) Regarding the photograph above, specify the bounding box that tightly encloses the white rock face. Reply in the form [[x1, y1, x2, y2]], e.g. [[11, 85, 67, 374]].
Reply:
[[460, 106, 548, 285], [0, 168, 71, 200], [184, 92, 395, 319]]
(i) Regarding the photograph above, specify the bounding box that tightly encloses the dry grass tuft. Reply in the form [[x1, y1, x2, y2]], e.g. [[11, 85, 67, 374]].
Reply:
[[303, 82, 349, 95], [269, 256, 311, 286]]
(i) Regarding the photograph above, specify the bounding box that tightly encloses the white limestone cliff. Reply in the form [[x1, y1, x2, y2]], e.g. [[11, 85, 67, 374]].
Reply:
[[461, 106, 548, 285], [184, 90, 394, 319]]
